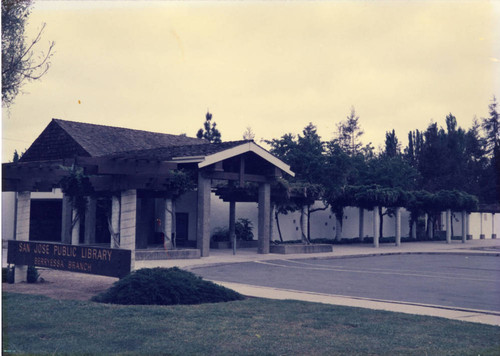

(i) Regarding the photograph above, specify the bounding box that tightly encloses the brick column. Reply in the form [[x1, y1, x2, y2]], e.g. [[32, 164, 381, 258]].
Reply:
[[15, 192, 31, 283], [120, 190, 137, 270], [395, 207, 401, 247], [61, 194, 72, 244], [258, 182, 270, 254], [197, 173, 211, 257]]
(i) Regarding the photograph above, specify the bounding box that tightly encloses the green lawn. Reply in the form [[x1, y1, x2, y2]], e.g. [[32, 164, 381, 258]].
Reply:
[[3, 292, 500, 355]]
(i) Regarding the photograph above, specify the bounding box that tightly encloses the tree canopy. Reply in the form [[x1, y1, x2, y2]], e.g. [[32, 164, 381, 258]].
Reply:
[[2, 0, 54, 107], [196, 111, 222, 143]]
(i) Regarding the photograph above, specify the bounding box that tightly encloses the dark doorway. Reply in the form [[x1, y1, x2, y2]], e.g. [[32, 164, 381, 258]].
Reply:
[[175, 213, 192, 247], [29, 200, 62, 242], [95, 198, 111, 244]]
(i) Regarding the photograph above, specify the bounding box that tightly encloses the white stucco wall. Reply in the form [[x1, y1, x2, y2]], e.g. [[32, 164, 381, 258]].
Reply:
[[2, 191, 500, 244]]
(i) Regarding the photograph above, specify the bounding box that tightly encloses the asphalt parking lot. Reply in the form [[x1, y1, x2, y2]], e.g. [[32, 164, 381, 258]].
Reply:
[[192, 254, 500, 312]]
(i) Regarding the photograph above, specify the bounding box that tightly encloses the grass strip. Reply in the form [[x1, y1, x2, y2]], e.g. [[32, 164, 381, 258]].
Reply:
[[3, 292, 500, 355]]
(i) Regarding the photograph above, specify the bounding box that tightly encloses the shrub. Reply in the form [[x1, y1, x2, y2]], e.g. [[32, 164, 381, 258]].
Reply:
[[91, 267, 245, 305], [27, 266, 39, 283], [212, 227, 230, 242], [235, 218, 254, 241], [2, 266, 14, 284]]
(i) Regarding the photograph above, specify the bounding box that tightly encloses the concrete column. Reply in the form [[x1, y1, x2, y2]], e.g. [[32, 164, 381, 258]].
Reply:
[[300, 205, 308, 243], [84, 196, 97, 245], [461, 211, 467, 243], [446, 209, 451, 244], [15, 192, 31, 283], [258, 182, 271, 254], [335, 215, 342, 241], [61, 194, 72, 244], [412, 220, 417, 239], [229, 201, 236, 254], [480, 212, 485, 239], [429, 215, 434, 240], [395, 207, 401, 247], [71, 207, 80, 245], [424, 213, 428, 233], [373, 207, 379, 248], [164, 198, 173, 249], [110, 195, 120, 248], [466, 212, 472, 240], [196, 173, 211, 257], [269, 203, 275, 242], [120, 189, 137, 270], [359, 208, 364, 241], [493, 213, 497, 239]]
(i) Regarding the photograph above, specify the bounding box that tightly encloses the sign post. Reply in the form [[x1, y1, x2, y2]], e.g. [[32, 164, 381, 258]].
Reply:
[[7, 241, 131, 279]]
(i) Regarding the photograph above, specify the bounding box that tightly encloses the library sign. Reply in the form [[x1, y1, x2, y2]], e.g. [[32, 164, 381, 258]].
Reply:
[[7, 241, 131, 278]]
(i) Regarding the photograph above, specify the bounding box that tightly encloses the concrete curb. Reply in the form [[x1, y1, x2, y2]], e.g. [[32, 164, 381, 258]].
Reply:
[[210, 280, 500, 327]]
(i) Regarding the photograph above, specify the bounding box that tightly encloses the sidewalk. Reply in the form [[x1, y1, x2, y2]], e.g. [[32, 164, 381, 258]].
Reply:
[[135, 238, 500, 270], [136, 238, 500, 326], [3, 239, 500, 326]]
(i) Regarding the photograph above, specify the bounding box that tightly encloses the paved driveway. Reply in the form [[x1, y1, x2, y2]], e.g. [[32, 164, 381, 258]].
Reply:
[[192, 254, 500, 312]]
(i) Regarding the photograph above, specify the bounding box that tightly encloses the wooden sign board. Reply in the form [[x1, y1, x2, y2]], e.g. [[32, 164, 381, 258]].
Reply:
[[7, 241, 131, 278]]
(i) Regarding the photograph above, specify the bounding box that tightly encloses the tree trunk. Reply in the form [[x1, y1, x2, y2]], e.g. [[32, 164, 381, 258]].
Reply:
[[379, 206, 384, 239], [275, 211, 284, 242]]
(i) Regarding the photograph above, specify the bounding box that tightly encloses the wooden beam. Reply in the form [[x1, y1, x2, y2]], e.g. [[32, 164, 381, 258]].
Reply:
[[204, 171, 274, 183], [76, 157, 177, 175]]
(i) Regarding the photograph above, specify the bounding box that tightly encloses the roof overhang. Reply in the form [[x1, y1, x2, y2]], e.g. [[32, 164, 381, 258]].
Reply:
[[197, 141, 294, 177]]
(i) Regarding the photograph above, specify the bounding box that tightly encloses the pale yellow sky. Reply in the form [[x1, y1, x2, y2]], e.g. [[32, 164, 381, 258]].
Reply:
[[2, 0, 499, 162]]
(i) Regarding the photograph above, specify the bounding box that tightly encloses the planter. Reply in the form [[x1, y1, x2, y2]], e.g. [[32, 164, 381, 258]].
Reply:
[[210, 241, 231, 249], [136, 249, 201, 260], [234, 240, 258, 248], [270, 243, 333, 254], [210, 240, 259, 249]]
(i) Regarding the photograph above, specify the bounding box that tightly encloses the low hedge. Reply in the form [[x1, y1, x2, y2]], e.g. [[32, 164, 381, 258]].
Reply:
[[92, 267, 245, 306]]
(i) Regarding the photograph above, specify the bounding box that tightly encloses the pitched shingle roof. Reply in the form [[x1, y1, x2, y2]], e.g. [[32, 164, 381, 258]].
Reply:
[[109, 140, 252, 161], [20, 119, 205, 162]]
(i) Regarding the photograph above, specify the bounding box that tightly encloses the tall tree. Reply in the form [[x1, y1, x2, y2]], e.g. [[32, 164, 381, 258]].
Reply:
[[266, 123, 326, 241], [481, 96, 500, 203], [2, 0, 54, 107], [482, 96, 499, 157], [242, 127, 255, 140], [384, 129, 400, 158], [196, 111, 221, 143], [335, 106, 364, 156]]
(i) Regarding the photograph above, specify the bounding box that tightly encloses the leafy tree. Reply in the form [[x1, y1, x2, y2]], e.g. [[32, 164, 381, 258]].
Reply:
[[334, 106, 364, 156], [2, 0, 54, 107], [196, 111, 221, 143], [267, 123, 327, 241], [59, 165, 94, 233], [482, 96, 499, 157], [12, 149, 24, 162], [384, 130, 400, 158], [481, 96, 500, 203], [164, 169, 196, 248]]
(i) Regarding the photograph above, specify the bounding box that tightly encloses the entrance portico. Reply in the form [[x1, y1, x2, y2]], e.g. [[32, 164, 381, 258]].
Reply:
[[2, 120, 294, 277]]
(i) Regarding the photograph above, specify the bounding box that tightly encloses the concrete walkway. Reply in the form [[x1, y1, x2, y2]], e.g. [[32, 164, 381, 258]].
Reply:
[[137, 239, 500, 326]]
